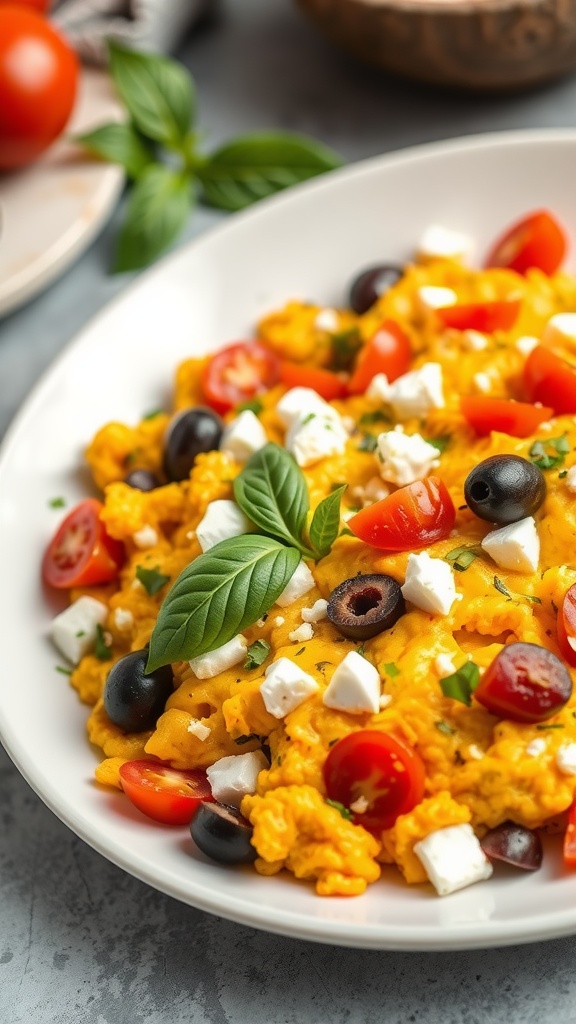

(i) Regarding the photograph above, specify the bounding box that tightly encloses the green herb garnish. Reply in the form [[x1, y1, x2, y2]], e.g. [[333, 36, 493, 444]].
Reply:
[[136, 565, 171, 596], [55, 665, 72, 676], [142, 408, 164, 420], [446, 545, 483, 572], [493, 576, 512, 599], [48, 497, 66, 509], [384, 662, 400, 678], [234, 733, 260, 745], [529, 434, 570, 471], [359, 410, 390, 428], [244, 639, 271, 670], [536, 723, 565, 730], [357, 433, 378, 453], [94, 625, 113, 662], [435, 720, 456, 736], [439, 661, 481, 706], [309, 485, 347, 559], [330, 328, 362, 371], [236, 398, 264, 416], [426, 436, 450, 454], [325, 799, 353, 821]]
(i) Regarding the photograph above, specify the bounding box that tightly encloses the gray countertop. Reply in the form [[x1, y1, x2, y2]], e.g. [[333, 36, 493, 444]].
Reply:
[[4, 2, 576, 1021]]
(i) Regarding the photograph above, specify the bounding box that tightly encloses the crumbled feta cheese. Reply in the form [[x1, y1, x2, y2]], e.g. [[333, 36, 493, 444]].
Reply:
[[189, 634, 248, 679], [386, 363, 445, 419], [256, 618, 266, 628], [220, 410, 268, 462], [133, 525, 158, 549], [417, 224, 474, 264], [401, 552, 461, 616], [349, 795, 370, 815], [196, 499, 252, 553], [515, 335, 539, 357], [556, 744, 576, 775], [566, 466, 576, 492], [468, 744, 484, 761], [275, 560, 315, 607], [362, 476, 390, 504], [379, 693, 393, 709], [435, 653, 456, 677], [526, 738, 547, 757], [276, 387, 333, 429], [481, 516, 539, 573], [376, 429, 440, 486], [288, 622, 314, 643], [322, 651, 381, 714], [286, 411, 348, 467], [414, 824, 493, 896], [463, 330, 488, 352], [113, 607, 134, 631], [473, 372, 492, 394], [50, 596, 108, 665], [274, 616, 285, 627], [206, 750, 268, 807], [260, 657, 318, 718], [301, 599, 328, 623], [417, 286, 458, 313], [365, 373, 391, 403], [543, 313, 576, 350], [187, 719, 211, 741], [314, 308, 339, 332]]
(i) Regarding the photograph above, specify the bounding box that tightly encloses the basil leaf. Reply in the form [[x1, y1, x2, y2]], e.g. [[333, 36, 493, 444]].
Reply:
[[244, 639, 271, 670], [529, 433, 569, 471], [114, 165, 193, 272], [108, 42, 194, 147], [136, 564, 171, 596], [198, 132, 342, 211], [146, 535, 300, 671], [75, 121, 154, 179], [233, 443, 312, 555], [309, 485, 347, 559], [440, 661, 480, 706]]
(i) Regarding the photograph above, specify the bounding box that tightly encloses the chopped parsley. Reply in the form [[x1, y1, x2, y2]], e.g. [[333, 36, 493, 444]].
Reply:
[[559, 470, 568, 479], [439, 661, 481, 706], [357, 432, 378, 453], [330, 327, 362, 371], [493, 576, 512, 599], [48, 496, 66, 509], [383, 662, 400, 678], [236, 398, 264, 416], [94, 625, 112, 662], [55, 665, 72, 676], [529, 433, 570, 471], [244, 639, 271, 670], [359, 410, 390, 428], [435, 720, 456, 736], [75, 630, 86, 638], [142, 408, 164, 420], [325, 798, 353, 821], [315, 661, 332, 673], [356, 643, 367, 658], [445, 544, 483, 572], [425, 435, 450, 454], [136, 564, 171, 596]]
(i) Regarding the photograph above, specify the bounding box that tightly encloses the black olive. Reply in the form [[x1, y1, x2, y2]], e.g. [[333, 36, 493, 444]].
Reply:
[[327, 573, 405, 640], [349, 264, 404, 314], [124, 469, 161, 492], [480, 821, 543, 871], [163, 407, 223, 482], [464, 455, 546, 525], [103, 649, 173, 733], [190, 802, 256, 865]]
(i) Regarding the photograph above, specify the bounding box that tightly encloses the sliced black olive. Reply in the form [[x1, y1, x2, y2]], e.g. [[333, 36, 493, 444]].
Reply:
[[163, 407, 223, 482], [327, 573, 405, 640], [124, 469, 161, 491], [464, 455, 546, 525], [103, 649, 173, 733], [190, 802, 256, 865], [480, 821, 543, 870], [349, 264, 404, 314]]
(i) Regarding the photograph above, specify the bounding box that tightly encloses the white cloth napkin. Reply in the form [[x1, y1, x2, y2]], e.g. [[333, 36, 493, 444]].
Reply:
[[53, 0, 207, 65]]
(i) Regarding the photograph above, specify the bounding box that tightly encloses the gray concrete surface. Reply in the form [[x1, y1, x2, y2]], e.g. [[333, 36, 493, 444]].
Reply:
[[4, 1, 576, 1020]]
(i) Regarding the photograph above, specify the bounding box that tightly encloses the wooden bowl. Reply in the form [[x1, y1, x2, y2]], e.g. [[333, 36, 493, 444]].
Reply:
[[296, 0, 576, 91]]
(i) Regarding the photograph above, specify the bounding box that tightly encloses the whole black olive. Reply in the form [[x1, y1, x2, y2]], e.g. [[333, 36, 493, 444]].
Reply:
[[464, 455, 546, 525], [480, 821, 543, 871], [349, 264, 404, 315], [124, 469, 161, 491], [327, 573, 405, 640], [163, 407, 223, 482], [190, 802, 256, 865], [103, 649, 173, 733]]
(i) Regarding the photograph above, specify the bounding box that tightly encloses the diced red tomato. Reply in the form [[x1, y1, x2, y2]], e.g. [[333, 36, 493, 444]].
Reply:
[[280, 361, 347, 401], [323, 731, 425, 833], [474, 642, 572, 724], [348, 476, 455, 551], [202, 341, 281, 414], [460, 396, 554, 438], [557, 584, 576, 668], [42, 498, 124, 589], [485, 210, 567, 277], [435, 299, 521, 333], [564, 800, 576, 867], [119, 760, 213, 826], [524, 345, 576, 414], [347, 320, 412, 394]]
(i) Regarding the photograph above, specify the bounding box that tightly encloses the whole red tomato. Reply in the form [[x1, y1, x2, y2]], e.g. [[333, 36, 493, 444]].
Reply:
[[0, 6, 78, 170]]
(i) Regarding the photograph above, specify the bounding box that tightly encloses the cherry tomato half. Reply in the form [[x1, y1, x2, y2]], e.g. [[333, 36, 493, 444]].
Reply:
[[485, 211, 567, 277], [42, 498, 125, 589], [460, 396, 554, 438], [323, 731, 426, 833], [280, 361, 347, 401], [0, 1, 50, 10], [348, 476, 455, 551], [435, 299, 521, 334], [119, 760, 213, 826], [557, 584, 576, 668], [524, 344, 576, 414], [564, 799, 576, 867], [202, 341, 281, 415], [0, 7, 78, 170], [474, 642, 572, 724], [347, 320, 412, 394]]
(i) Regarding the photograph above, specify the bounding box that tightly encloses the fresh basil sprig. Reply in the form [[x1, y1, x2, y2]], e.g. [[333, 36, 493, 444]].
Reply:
[[76, 42, 342, 272], [146, 536, 300, 672]]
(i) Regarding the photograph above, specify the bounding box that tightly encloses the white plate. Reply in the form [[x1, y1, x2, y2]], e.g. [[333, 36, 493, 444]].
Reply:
[[3, 129, 576, 951], [0, 68, 124, 318]]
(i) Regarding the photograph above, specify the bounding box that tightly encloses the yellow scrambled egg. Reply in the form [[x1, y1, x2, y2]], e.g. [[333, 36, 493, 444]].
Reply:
[[68, 256, 576, 896]]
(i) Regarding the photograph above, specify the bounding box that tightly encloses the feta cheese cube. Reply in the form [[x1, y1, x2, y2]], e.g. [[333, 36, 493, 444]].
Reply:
[[196, 499, 252, 553], [556, 743, 576, 775], [543, 313, 576, 350], [220, 410, 268, 463], [275, 560, 315, 608], [376, 429, 440, 486], [526, 738, 547, 757], [276, 387, 333, 429], [50, 596, 108, 665], [133, 525, 158, 549], [288, 622, 314, 643], [187, 719, 211, 741], [349, 795, 370, 814], [206, 750, 268, 807], [286, 411, 348, 467], [386, 363, 445, 419], [314, 308, 339, 332], [434, 653, 456, 677], [481, 516, 539, 573], [323, 651, 381, 714], [473, 372, 492, 394], [401, 552, 460, 616], [113, 607, 134, 631], [260, 657, 318, 718], [417, 224, 474, 264], [189, 634, 248, 679], [379, 693, 393, 709], [565, 466, 576, 493], [274, 616, 285, 627], [365, 373, 391, 403], [463, 330, 488, 352], [414, 823, 493, 896], [515, 335, 539, 357], [301, 598, 328, 623], [418, 286, 458, 314]]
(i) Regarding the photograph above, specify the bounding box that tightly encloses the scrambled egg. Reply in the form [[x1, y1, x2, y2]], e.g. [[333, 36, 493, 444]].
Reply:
[[70, 257, 576, 896]]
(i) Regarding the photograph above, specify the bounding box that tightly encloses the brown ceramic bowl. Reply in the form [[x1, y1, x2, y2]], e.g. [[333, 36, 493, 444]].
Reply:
[[296, 0, 576, 91]]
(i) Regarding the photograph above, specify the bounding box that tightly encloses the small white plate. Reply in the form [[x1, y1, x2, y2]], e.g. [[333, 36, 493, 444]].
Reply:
[[2, 129, 576, 950], [0, 68, 124, 318]]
